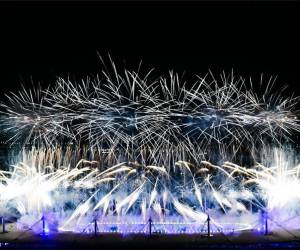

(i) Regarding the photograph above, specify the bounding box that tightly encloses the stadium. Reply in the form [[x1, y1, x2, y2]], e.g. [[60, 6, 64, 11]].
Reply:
[[1, 1, 300, 248]]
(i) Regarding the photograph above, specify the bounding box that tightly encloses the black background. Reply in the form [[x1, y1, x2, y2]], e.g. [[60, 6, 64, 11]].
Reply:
[[0, 1, 299, 97]]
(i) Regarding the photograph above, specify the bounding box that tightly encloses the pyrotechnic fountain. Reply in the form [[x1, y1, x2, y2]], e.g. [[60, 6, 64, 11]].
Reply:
[[0, 62, 299, 235]]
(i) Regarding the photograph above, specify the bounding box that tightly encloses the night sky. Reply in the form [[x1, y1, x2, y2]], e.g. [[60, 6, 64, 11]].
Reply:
[[0, 1, 299, 98]]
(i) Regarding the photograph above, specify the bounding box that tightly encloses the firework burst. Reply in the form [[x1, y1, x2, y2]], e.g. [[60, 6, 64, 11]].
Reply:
[[1, 64, 299, 165], [0, 59, 300, 234]]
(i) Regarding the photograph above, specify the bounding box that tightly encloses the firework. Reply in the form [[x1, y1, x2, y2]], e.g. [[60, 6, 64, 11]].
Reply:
[[0, 61, 299, 235], [0, 146, 299, 234], [1, 66, 299, 165]]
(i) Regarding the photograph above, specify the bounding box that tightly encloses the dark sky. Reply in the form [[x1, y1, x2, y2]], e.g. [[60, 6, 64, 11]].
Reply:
[[0, 1, 299, 97]]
